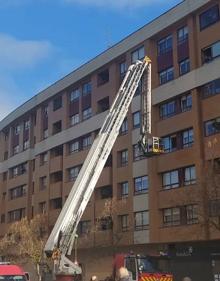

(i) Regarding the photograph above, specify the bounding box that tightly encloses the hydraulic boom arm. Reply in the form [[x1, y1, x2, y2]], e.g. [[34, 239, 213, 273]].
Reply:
[[44, 57, 152, 277]]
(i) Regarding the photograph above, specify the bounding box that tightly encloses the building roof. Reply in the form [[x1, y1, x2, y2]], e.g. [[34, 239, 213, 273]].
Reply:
[[0, 0, 209, 131]]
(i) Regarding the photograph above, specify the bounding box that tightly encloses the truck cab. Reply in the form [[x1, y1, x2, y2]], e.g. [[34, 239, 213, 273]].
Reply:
[[113, 254, 173, 281], [0, 263, 30, 281]]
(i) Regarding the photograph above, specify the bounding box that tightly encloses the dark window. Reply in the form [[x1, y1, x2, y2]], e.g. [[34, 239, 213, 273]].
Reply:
[[82, 82, 92, 96], [200, 5, 219, 30], [162, 170, 179, 189], [204, 118, 220, 136], [53, 96, 62, 111], [9, 185, 27, 200], [50, 198, 62, 209], [51, 145, 63, 157], [119, 118, 128, 135], [52, 120, 62, 135], [70, 113, 80, 126], [159, 67, 174, 84], [131, 46, 145, 63], [119, 182, 128, 199], [39, 202, 46, 214], [4, 151, 8, 160], [39, 176, 47, 190], [134, 176, 148, 195], [135, 211, 149, 230], [181, 93, 192, 112], [202, 41, 220, 63], [133, 144, 144, 161], [186, 205, 198, 224], [100, 186, 112, 199], [163, 208, 180, 226], [78, 220, 91, 235], [177, 26, 188, 44], [98, 216, 113, 231], [68, 165, 81, 181], [179, 58, 190, 75], [119, 214, 129, 232], [69, 139, 80, 153], [133, 111, 140, 129], [70, 89, 80, 102], [182, 128, 194, 148], [82, 107, 92, 120], [160, 100, 176, 119], [97, 97, 109, 113], [8, 208, 25, 223], [50, 171, 63, 183], [158, 35, 173, 55], [82, 134, 92, 149], [97, 69, 109, 86], [1, 214, 5, 223], [40, 152, 48, 165], [184, 166, 196, 185], [162, 134, 177, 153], [3, 172, 7, 181], [118, 149, 128, 167], [202, 78, 220, 98], [119, 61, 127, 78]]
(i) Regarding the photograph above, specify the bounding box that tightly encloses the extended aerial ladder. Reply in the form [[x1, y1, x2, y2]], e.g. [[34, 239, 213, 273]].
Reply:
[[44, 57, 163, 281]]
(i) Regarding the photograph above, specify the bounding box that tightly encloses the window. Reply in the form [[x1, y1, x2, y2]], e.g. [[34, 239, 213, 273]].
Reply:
[[78, 220, 91, 235], [202, 41, 220, 63], [40, 152, 48, 165], [133, 144, 144, 161], [70, 113, 80, 126], [97, 69, 109, 86], [134, 211, 149, 230], [162, 170, 179, 189], [50, 198, 62, 209], [9, 185, 27, 200], [51, 145, 63, 158], [24, 120, 30, 130], [119, 149, 128, 167], [162, 134, 177, 153], [160, 100, 176, 119], [182, 128, 194, 148], [163, 208, 180, 226], [82, 82, 92, 96], [20, 163, 27, 174], [43, 105, 48, 117], [69, 140, 80, 153], [3, 172, 7, 181], [200, 5, 219, 30], [97, 216, 112, 231], [180, 93, 192, 112], [186, 205, 198, 224], [23, 140, 30, 150], [70, 89, 80, 102], [13, 145, 19, 155], [39, 202, 46, 214], [158, 35, 172, 55], [120, 118, 128, 135], [8, 208, 25, 223], [39, 176, 47, 190], [14, 125, 20, 135], [179, 58, 190, 75], [82, 107, 92, 120], [133, 111, 140, 129], [97, 97, 109, 113], [10, 163, 27, 178], [82, 134, 92, 149], [52, 120, 62, 135], [1, 214, 5, 223], [119, 61, 127, 77], [134, 77, 143, 96], [184, 166, 196, 185], [12, 166, 19, 177], [53, 96, 62, 111], [69, 165, 81, 181], [131, 46, 145, 63], [204, 118, 220, 136], [119, 215, 129, 232], [100, 186, 112, 199], [177, 26, 188, 44], [50, 171, 63, 183], [134, 176, 148, 195], [43, 129, 49, 139], [159, 67, 174, 85], [202, 78, 220, 98], [119, 182, 129, 198]]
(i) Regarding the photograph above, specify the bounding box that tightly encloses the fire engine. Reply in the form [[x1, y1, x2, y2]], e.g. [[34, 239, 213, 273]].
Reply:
[[44, 57, 170, 281], [0, 262, 30, 281]]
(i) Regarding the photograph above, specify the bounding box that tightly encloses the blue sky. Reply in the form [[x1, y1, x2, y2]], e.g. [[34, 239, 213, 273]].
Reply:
[[0, 0, 181, 121]]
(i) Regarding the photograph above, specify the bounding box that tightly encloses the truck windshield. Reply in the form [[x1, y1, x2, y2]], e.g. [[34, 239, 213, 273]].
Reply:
[[137, 258, 157, 273], [0, 276, 26, 281]]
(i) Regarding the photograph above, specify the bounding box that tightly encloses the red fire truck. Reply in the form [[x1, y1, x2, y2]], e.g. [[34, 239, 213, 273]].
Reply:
[[0, 262, 30, 281], [112, 254, 173, 281]]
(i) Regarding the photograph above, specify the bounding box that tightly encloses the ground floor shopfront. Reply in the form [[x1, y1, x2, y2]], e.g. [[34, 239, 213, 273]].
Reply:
[[77, 241, 220, 281]]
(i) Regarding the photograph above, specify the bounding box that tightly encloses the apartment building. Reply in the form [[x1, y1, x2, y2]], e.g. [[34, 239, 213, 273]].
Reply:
[[1, 0, 220, 279]]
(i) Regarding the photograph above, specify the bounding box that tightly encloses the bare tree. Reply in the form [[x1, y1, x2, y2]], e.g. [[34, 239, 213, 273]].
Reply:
[[0, 214, 50, 281]]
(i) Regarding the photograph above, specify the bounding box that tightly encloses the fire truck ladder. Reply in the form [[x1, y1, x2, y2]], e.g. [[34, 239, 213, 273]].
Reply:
[[44, 57, 151, 276]]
